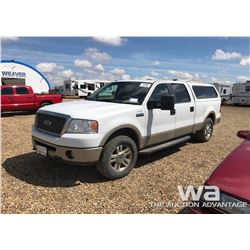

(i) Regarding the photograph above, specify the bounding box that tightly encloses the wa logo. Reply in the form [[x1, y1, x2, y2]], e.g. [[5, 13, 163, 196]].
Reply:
[[178, 186, 220, 201]]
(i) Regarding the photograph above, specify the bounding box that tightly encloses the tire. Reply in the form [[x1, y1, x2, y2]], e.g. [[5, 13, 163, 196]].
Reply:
[[193, 118, 214, 142], [40, 102, 51, 108], [96, 135, 138, 180]]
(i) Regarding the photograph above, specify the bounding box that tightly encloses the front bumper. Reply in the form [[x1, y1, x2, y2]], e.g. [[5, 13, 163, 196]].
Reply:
[[32, 136, 102, 164]]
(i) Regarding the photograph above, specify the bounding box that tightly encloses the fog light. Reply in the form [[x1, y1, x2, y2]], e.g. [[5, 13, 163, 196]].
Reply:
[[65, 150, 74, 159]]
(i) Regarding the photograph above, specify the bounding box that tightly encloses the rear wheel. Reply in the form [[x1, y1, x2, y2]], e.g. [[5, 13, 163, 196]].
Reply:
[[96, 135, 138, 179], [193, 118, 214, 142]]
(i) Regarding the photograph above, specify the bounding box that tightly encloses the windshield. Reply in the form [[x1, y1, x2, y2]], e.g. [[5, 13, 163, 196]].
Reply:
[[86, 81, 153, 105]]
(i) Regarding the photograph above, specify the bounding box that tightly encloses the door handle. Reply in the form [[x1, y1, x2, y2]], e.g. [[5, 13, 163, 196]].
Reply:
[[190, 106, 194, 112], [136, 112, 144, 117]]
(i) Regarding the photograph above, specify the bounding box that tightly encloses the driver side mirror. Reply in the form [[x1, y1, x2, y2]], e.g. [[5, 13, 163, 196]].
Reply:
[[160, 94, 175, 110]]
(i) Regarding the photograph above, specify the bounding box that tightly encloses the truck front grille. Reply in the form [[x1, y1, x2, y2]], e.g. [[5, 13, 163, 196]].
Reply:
[[36, 112, 69, 135]]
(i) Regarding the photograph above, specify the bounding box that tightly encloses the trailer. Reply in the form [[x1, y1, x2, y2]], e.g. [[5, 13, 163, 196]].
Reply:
[[63, 79, 109, 97], [231, 81, 250, 106], [212, 82, 233, 104], [63, 79, 78, 96]]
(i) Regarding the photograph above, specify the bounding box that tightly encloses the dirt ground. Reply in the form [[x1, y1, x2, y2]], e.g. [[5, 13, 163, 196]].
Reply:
[[1, 104, 249, 213]]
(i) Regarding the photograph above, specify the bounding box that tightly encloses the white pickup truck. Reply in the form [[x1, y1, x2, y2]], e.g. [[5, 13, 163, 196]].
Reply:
[[32, 80, 221, 179]]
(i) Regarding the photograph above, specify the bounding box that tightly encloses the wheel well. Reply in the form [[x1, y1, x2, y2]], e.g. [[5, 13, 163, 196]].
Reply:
[[104, 128, 140, 148], [207, 112, 215, 124], [40, 100, 52, 106]]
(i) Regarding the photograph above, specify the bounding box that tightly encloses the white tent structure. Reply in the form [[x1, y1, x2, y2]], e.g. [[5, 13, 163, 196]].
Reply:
[[0, 60, 51, 93]]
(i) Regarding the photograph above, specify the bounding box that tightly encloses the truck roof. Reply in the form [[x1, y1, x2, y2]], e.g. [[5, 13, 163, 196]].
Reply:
[[114, 79, 214, 87]]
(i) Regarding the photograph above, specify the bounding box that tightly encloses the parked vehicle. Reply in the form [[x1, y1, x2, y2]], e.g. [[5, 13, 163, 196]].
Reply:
[[192, 130, 250, 214], [212, 82, 232, 104], [63, 79, 109, 97], [1, 85, 62, 112], [231, 80, 250, 106], [32, 80, 221, 179]]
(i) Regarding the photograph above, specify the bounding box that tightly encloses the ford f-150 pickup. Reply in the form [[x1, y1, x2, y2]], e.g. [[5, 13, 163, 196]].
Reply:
[[1, 85, 62, 112], [32, 80, 221, 179]]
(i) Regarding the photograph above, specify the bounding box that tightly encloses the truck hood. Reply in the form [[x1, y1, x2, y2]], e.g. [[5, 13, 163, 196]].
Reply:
[[206, 139, 250, 203], [39, 100, 141, 119]]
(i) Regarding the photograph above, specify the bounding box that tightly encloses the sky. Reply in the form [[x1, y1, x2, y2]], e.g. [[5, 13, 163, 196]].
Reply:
[[1, 37, 250, 87]]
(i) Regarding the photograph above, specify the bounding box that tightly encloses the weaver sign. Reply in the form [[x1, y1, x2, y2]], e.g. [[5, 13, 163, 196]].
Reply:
[[1, 71, 26, 78]]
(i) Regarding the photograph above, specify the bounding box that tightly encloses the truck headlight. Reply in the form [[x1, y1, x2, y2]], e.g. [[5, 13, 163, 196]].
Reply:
[[66, 119, 98, 134]]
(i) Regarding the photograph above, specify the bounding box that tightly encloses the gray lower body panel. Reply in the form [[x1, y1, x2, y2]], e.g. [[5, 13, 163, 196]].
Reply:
[[140, 135, 191, 154], [32, 136, 102, 163]]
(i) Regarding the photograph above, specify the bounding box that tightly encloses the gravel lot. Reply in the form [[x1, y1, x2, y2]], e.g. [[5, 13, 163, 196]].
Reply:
[[1, 104, 249, 213]]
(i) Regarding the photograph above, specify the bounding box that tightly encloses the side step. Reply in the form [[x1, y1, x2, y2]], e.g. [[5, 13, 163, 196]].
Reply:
[[139, 135, 191, 154]]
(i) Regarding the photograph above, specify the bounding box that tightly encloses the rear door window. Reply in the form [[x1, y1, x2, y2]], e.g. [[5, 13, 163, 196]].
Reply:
[[192, 86, 218, 99], [171, 84, 191, 103], [1, 87, 14, 95], [16, 87, 29, 94]]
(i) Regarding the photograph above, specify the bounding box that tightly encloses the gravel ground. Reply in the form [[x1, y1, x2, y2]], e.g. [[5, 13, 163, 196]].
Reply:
[[1, 104, 250, 213]]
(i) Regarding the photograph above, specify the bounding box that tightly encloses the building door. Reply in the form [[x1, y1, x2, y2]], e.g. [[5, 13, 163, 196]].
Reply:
[[1, 78, 26, 86]]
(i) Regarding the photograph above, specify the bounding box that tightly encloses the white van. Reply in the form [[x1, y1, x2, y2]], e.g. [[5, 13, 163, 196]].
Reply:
[[232, 81, 250, 106]]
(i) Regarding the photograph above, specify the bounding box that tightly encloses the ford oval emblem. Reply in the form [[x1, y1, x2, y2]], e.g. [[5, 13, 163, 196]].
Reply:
[[43, 119, 52, 126]]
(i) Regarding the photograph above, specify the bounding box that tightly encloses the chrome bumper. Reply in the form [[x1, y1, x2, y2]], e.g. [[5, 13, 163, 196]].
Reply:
[[32, 136, 102, 164]]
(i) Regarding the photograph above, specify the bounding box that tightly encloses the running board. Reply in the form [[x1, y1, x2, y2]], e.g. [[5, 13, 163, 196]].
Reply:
[[139, 135, 191, 154]]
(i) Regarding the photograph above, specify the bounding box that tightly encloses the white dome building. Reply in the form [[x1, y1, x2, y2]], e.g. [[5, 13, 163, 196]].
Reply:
[[0, 60, 51, 93]]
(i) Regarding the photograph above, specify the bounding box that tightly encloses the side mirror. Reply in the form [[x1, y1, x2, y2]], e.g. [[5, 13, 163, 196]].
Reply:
[[161, 94, 175, 110], [237, 130, 250, 139], [87, 92, 91, 96]]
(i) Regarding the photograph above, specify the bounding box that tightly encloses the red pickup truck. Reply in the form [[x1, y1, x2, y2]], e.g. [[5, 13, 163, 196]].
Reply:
[[1, 85, 62, 112]]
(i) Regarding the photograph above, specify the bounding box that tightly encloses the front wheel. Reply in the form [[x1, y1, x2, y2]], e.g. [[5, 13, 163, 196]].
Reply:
[[193, 118, 214, 142], [96, 135, 138, 179]]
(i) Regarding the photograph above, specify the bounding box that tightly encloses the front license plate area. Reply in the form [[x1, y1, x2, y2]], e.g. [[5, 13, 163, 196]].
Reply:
[[36, 145, 47, 157]]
